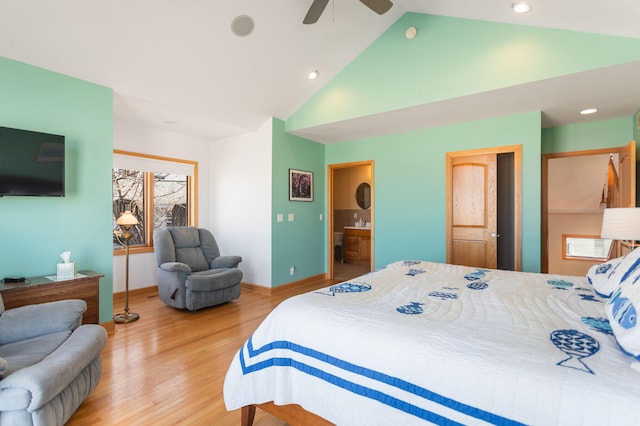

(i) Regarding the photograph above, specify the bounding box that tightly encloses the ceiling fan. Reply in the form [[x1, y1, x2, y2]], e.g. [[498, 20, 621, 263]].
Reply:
[[303, 0, 393, 24]]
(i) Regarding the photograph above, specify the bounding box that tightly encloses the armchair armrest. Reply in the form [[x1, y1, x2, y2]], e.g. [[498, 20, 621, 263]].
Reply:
[[159, 262, 192, 273], [211, 255, 242, 269], [0, 299, 86, 345]]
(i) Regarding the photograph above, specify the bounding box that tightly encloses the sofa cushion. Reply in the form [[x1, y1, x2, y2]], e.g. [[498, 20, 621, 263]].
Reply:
[[0, 331, 71, 378]]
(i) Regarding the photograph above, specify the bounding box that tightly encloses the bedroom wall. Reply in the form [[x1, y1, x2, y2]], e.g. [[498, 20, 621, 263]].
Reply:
[[541, 117, 634, 154], [325, 111, 542, 272], [0, 56, 114, 323], [287, 13, 640, 133], [112, 112, 213, 293], [208, 119, 273, 288], [272, 118, 325, 287]]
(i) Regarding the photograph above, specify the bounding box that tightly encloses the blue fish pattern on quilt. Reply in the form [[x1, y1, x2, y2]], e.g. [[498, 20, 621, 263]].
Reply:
[[547, 279, 573, 290], [397, 302, 425, 315], [467, 281, 489, 290], [578, 294, 602, 303], [550, 329, 599, 374], [402, 260, 421, 266], [581, 317, 613, 335], [316, 282, 372, 296], [609, 289, 637, 329], [429, 291, 458, 300], [464, 269, 490, 281], [406, 268, 426, 276]]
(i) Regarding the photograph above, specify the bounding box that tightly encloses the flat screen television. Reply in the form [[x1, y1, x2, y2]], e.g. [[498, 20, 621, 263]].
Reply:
[[0, 126, 65, 197]]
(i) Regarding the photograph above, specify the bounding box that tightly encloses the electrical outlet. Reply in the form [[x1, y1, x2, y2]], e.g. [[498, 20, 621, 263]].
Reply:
[[288, 213, 295, 222], [289, 265, 295, 276], [354, 212, 358, 218], [276, 214, 283, 222]]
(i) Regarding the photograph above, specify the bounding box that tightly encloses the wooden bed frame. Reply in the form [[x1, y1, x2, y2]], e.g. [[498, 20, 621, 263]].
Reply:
[[242, 402, 334, 426]]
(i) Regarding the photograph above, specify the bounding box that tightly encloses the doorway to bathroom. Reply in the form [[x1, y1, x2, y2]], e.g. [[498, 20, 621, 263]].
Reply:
[[328, 160, 374, 281]]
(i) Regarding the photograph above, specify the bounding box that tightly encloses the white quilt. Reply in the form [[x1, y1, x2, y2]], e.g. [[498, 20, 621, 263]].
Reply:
[[224, 261, 640, 425]]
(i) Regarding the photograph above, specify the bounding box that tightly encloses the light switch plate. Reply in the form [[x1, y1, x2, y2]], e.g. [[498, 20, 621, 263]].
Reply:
[[288, 213, 295, 222], [277, 214, 283, 222]]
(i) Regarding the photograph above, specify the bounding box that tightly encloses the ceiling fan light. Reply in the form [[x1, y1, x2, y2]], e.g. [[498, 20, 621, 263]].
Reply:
[[512, 1, 531, 13], [308, 70, 319, 80]]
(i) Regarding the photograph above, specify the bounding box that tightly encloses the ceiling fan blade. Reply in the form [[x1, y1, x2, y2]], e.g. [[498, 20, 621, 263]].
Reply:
[[303, 0, 330, 24], [359, 0, 393, 15]]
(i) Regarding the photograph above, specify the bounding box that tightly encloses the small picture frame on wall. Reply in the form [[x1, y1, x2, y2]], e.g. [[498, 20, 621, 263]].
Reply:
[[289, 169, 313, 202]]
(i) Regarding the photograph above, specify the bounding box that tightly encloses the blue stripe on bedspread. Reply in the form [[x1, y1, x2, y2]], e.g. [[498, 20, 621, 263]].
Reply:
[[240, 336, 524, 426]]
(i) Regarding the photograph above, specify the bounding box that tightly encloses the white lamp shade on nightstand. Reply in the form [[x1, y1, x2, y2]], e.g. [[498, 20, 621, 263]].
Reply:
[[601, 208, 640, 240]]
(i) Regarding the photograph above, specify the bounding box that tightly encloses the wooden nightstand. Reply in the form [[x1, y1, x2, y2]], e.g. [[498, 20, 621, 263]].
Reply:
[[0, 271, 103, 324]]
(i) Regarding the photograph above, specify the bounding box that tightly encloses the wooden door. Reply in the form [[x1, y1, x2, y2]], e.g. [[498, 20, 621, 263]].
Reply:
[[449, 154, 498, 268]]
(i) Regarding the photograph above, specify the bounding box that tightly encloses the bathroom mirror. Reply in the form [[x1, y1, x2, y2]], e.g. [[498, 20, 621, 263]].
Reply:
[[355, 182, 371, 209]]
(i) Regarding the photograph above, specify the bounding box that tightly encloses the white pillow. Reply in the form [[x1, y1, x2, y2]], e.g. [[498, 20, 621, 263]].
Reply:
[[587, 256, 624, 297], [606, 255, 640, 358], [606, 247, 640, 283]]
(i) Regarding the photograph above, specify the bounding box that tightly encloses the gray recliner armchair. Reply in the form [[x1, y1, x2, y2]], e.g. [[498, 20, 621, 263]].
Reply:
[[0, 296, 107, 426], [154, 226, 243, 311]]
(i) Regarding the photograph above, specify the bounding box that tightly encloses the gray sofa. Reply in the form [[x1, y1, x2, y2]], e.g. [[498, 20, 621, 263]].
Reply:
[[0, 295, 107, 426], [154, 226, 243, 311]]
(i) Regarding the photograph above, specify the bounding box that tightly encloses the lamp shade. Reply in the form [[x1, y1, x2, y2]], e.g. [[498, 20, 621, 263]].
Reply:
[[116, 210, 139, 226], [600, 208, 640, 240]]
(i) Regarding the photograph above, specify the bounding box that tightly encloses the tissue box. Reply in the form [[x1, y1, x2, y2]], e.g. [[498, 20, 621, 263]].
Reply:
[[56, 262, 76, 280]]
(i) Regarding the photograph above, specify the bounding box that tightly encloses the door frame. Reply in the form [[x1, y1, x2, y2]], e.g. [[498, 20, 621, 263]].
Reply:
[[541, 142, 636, 272], [446, 145, 522, 271], [328, 160, 375, 279]]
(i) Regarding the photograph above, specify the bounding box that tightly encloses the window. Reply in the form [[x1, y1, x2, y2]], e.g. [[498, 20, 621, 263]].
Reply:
[[113, 150, 198, 254], [563, 234, 613, 261]]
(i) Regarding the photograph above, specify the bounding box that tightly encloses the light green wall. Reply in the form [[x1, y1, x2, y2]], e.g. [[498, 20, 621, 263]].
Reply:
[[326, 111, 542, 272], [271, 118, 326, 286], [0, 57, 114, 322], [288, 13, 640, 132], [542, 117, 635, 154]]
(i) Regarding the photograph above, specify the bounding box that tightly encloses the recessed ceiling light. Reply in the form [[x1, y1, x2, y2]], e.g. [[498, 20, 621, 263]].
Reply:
[[580, 108, 598, 115], [308, 70, 319, 80], [512, 1, 531, 13]]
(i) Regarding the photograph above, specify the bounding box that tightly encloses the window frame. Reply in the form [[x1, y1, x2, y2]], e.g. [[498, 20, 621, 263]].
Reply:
[[562, 233, 613, 262], [113, 150, 198, 256]]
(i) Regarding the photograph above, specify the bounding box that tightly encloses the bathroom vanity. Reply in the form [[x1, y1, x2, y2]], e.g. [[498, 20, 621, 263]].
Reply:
[[344, 227, 371, 262]]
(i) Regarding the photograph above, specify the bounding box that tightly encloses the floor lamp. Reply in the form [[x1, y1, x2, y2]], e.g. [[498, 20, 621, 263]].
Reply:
[[114, 210, 140, 324]]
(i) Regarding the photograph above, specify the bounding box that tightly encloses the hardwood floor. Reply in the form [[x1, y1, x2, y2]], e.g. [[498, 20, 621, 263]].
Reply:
[[68, 278, 338, 426]]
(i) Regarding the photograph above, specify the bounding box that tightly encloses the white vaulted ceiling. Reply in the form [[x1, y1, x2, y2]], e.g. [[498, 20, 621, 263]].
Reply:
[[0, 0, 639, 142]]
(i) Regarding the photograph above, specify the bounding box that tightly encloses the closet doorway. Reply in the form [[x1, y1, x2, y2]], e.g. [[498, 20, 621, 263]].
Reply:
[[328, 161, 374, 281], [446, 145, 522, 271], [542, 141, 636, 274]]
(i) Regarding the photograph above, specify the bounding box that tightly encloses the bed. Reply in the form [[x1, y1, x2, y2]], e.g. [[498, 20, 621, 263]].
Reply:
[[224, 256, 640, 425]]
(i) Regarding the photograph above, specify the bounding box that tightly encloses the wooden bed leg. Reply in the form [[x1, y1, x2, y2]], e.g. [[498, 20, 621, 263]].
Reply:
[[241, 405, 256, 426]]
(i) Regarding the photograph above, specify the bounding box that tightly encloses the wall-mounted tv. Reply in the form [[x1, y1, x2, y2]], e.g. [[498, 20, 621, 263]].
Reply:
[[0, 126, 65, 197]]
